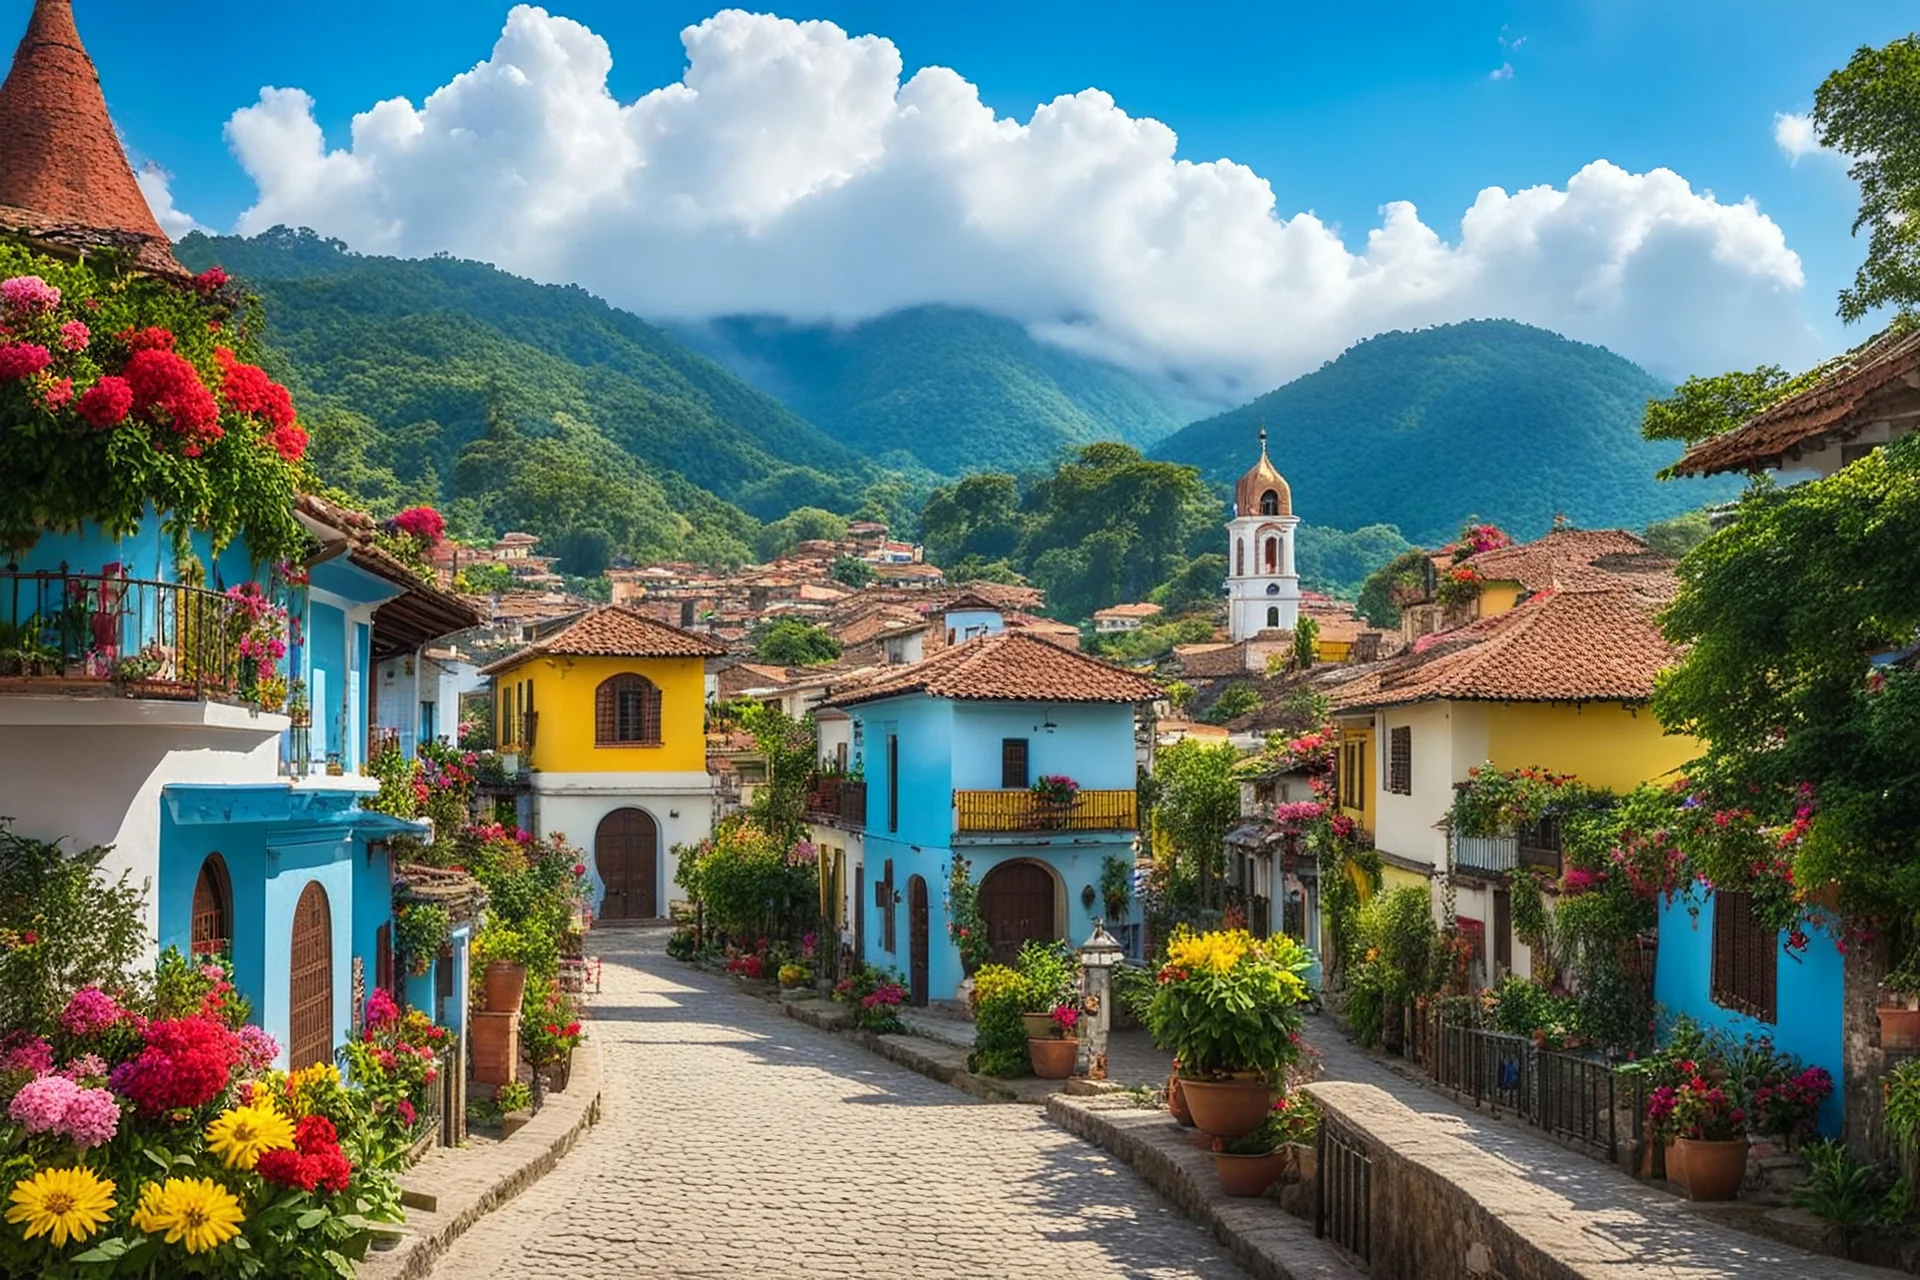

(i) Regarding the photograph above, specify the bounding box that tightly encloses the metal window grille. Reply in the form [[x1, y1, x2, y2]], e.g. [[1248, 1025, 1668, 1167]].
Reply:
[[1001, 737, 1030, 789], [1387, 726, 1412, 795], [595, 674, 661, 745]]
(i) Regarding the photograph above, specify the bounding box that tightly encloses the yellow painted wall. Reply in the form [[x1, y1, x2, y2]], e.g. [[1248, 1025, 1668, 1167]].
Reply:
[[492, 653, 708, 774], [1477, 581, 1522, 618], [1334, 720, 1373, 834], [1485, 702, 1697, 793], [1381, 865, 1429, 897], [1315, 638, 1353, 663]]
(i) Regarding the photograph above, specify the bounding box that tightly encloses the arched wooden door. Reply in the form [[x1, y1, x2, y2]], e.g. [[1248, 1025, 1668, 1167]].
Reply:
[[288, 882, 334, 1070], [595, 808, 659, 921], [191, 854, 232, 959], [907, 876, 930, 1007], [980, 861, 1057, 965]]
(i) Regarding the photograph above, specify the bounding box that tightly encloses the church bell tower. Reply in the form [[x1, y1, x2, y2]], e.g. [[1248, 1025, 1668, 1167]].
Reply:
[[1225, 428, 1300, 643]]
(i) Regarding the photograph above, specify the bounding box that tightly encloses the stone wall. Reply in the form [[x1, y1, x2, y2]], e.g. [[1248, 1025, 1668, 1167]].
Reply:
[[1842, 930, 1894, 1158], [1304, 1080, 1629, 1279]]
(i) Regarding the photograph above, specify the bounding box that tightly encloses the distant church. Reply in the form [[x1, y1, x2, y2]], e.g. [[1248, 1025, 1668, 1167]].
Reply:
[[1225, 428, 1301, 644]]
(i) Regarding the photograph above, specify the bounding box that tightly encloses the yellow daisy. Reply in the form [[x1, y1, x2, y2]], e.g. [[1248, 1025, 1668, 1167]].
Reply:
[[130, 1177, 244, 1254], [5, 1166, 116, 1247], [204, 1101, 296, 1171]]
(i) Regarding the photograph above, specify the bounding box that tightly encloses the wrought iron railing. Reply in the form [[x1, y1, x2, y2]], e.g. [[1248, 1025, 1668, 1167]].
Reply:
[[0, 569, 247, 700], [953, 788, 1138, 834], [1416, 1005, 1619, 1161], [805, 776, 867, 827], [1315, 1112, 1372, 1263]]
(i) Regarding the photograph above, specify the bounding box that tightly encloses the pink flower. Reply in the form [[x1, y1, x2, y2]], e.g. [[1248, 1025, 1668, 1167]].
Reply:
[[57, 320, 89, 351], [77, 376, 133, 428], [60, 1054, 108, 1083], [0, 341, 51, 380], [236, 1024, 280, 1072], [8, 1076, 118, 1149], [59, 1086, 120, 1149], [396, 1098, 416, 1127], [60, 987, 128, 1038], [365, 988, 400, 1031], [42, 376, 72, 410], [0, 274, 60, 316], [0, 1034, 54, 1076]]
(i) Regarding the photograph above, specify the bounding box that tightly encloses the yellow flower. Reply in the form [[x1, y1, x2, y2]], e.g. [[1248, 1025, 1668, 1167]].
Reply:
[[5, 1167, 115, 1247], [131, 1178, 245, 1254], [1164, 927, 1254, 975], [204, 1101, 296, 1170]]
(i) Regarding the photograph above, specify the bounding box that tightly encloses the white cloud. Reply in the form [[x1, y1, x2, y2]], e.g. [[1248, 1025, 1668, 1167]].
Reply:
[[1773, 111, 1837, 165], [135, 163, 199, 238], [223, 6, 1820, 398], [1489, 62, 1514, 81]]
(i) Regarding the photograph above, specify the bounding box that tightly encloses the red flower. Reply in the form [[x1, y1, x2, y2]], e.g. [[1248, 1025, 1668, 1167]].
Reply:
[[42, 376, 73, 410], [123, 348, 221, 447], [121, 326, 175, 352], [218, 355, 297, 430], [386, 506, 446, 543], [265, 423, 308, 461], [112, 1015, 240, 1114], [194, 267, 229, 294], [77, 376, 133, 428], [0, 342, 51, 380]]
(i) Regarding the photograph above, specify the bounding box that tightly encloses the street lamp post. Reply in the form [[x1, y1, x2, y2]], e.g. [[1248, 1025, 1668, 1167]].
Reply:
[[1078, 920, 1124, 1081]]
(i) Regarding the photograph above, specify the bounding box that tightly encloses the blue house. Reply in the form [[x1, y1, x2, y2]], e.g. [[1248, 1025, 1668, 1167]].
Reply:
[[822, 631, 1161, 1004]]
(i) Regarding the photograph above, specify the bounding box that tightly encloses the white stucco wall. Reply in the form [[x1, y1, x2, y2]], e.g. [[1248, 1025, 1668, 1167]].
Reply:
[[533, 772, 715, 918], [1370, 701, 1487, 873]]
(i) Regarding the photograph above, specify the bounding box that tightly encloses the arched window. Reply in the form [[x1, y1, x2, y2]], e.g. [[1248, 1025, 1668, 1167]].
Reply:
[[1235, 539, 1245, 577], [595, 674, 662, 746], [1265, 537, 1278, 573], [1267, 606, 1280, 628], [1260, 489, 1280, 516], [191, 854, 232, 959]]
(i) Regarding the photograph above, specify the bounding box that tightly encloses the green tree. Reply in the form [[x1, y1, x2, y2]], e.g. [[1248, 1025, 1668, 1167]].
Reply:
[[552, 526, 614, 577], [1292, 615, 1320, 671], [736, 702, 819, 845], [455, 562, 515, 594], [1357, 549, 1431, 628], [756, 507, 849, 562], [1150, 553, 1228, 615], [830, 555, 875, 588], [1154, 739, 1243, 911], [1640, 366, 1820, 447], [752, 618, 842, 667], [1812, 35, 1920, 321], [1642, 508, 1713, 559], [1205, 682, 1264, 725], [921, 472, 1025, 569]]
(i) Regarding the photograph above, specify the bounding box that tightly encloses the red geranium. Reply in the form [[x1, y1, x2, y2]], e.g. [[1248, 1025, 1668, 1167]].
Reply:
[[257, 1113, 353, 1193], [110, 1015, 240, 1114]]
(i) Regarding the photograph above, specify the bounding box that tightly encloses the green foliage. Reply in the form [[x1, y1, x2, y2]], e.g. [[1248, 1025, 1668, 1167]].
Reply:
[[1316, 830, 1381, 981], [1359, 887, 1440, 995], [1149, 553, 1230, 614], [946, 857, 992, 975], [684, 305, 1186, 477], [676, 818, 818, 947], [1154, 320, 1737, 544], [1654, 434, 1920, 927], [756, 506, 849, 561], [1485, 975, 1580, 1044], [968, 963, 1034, 1076], [1642, 507, 1714, 559], [1640, 366, 1820, 447], [829, 554, 874, 587], [550, 526, 613, 576], [1446, 764, 1570, 838], [454, 562, 514, 594], [1888, 1060, 1920, 1210], [393, 902, 451, 972], [1356, 548, 1432, 628], [1016, 939, 1079, 1012], [1813, 35, 1920, 322], [1294, 524, 1417, 601], [736, 702, 818, 844], [0, 822, 148, 1032], [833, 965, 908, 1034], [1146, 928, 1312, 1080], [1100, 854, 1134, 921], [1092, 616, 1215, 663], [751, 617, 842, 667], [1292, 616, 1319, 671], [1153, 739, 1243, 909], [1204, 682, 1264, 724], [1794, 1141, 1905, 1234]]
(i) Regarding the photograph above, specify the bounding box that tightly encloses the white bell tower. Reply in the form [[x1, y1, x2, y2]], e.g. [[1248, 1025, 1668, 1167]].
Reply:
[[1226, 427, 1300, 643]]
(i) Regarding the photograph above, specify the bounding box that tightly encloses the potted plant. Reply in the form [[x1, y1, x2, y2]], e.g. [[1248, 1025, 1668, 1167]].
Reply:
[[1879, 954, 1920, 1051], [1031, 775, 1080, 828], [1146, 926, 1312, 1139], [1670, 1076, 1750, 1201], [477, 925, 535, 1013], [287, 678, 310, 727], [1211, 1098, 1294, 1196], [1015, 940, 1077, 1041], [1028, 1004, 1081, 1079], [395, 902, 453, 977], [1167, 1061, 1196, 1128], [524, 982, 584, 1092]]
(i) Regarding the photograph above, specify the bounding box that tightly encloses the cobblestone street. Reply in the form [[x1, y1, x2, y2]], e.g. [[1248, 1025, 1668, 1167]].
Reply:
[[430, 927, 1248, 1279]]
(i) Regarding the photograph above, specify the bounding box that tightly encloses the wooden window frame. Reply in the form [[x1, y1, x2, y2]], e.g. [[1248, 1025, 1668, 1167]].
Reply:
[[887, 735, 900, 833], [1001, 737, 1030, 790], [191, 854, 232, 960], [1387, 726, 1412, 796], [595, 673, 663, 747], [1711, 889, 1778, 1023]]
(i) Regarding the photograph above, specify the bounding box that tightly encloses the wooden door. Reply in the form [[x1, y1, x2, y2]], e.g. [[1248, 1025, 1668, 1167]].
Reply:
[[595, 808, 658, 920], [288, 882, 334, 1070], [980, 861, 1056, 965], [907, 876, 930, 1007], [853, 866, 866, 970], [191, 854, 231, 959]]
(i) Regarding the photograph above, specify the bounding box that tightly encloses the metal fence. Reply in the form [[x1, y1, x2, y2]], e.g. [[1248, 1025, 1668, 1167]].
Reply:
[[1315, 1112, 1372, 1264], [0, 568, 246, 698], [1416, 1006, 1619, 1161]]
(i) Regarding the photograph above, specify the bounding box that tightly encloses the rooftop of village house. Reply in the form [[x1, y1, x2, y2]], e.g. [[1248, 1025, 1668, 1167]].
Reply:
[[478, 603, 728, 673], [822, 629, 1163, 708]]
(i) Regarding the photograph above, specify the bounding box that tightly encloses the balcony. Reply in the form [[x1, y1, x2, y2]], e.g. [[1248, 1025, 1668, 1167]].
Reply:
[[0, 569, 248, 702], [805, 775, 867, 828], [954, 788, 1138, 836], [1451, 830, 1563, 880]]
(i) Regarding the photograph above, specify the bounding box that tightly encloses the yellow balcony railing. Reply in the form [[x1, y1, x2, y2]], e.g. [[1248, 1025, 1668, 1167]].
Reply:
[[953, 789, 1138, 834]]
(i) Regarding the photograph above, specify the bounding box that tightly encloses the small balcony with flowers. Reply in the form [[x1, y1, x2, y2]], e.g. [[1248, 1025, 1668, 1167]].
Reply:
[[953, 775, 1140, 838]]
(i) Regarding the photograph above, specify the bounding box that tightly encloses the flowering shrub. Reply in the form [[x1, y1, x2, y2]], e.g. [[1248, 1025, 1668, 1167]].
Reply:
[[833, 966, 907, 1034], [522, 984, 584, 1068], [1217, 1091, 1321, 1156], [1448, 763, 1573, 838], [342, 992, 447, 1167], [945, 855, 992, 976], [1031, 775, 1080, 805], [1147, 928, 1311, 1081], [0, 249, 308, 562]]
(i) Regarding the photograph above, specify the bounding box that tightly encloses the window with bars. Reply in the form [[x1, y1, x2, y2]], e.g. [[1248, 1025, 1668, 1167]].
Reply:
[[882, 859, 896, 953], [191, 855, 231, 959], [1339, 739, 1369, 810], [1001, 737, 1030, 789], [595, 674, 662, 746], [1387, 726, 1412, 795], [1711, 890, 1777, 1022]]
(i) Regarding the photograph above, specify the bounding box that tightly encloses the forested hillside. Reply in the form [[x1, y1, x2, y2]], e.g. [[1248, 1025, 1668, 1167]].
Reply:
[[1153, 320, 1739, 544], [680, 306, 1188, 477]]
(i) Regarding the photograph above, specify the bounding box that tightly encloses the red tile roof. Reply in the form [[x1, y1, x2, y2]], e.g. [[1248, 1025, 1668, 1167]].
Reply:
[[824, 631, 1162, 707], [0, 1, 185, 278], [1329, 584, 1678, 711], [1465, 529, 1662, 591], [479, 605, 725, 673], [1675, 326, 1920, 476]]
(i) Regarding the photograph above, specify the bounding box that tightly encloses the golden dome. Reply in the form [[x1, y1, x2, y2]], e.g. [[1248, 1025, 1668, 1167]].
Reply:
[[1234, 428, 1291, 518]]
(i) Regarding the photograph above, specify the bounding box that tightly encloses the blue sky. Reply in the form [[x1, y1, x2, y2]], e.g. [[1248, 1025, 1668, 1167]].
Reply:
[[62, 0, 1914, 388]]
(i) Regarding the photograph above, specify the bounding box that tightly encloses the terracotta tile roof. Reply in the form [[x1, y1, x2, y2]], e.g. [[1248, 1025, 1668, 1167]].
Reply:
[[1174, 642, 1250, 679], [479, 604, 725, 673], [0, 1, 185, 278], [940, 590, 1009, 614], [1464, 529, 1661, 591], [1330, 584, 1679, 711], [1095, 602, 1165, 620], [1676, 326, 1920, 476], [291, 495, 485, 657], [824, 631, 1161, 708]]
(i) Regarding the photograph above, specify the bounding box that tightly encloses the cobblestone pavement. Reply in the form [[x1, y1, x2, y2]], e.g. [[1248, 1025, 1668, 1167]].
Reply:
[[429, 927, 1248, 1280]]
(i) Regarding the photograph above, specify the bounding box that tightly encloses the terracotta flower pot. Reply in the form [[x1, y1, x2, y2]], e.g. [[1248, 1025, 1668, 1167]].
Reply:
[[1029, 1037, 1080, 1080], [484, 961, 528, 1013], [1663, 1140, 1686, 1186], [468, 1011, 518, 1087], [1213, 1149, 1290, 1197], [1879, 1006, 1920, 1051], [1168, 1071, 1196, 1128], [1022, 1013, 1058, 1041], [1675, 1137, 1747, 1202], [1180, 1078, 1276, 1140]]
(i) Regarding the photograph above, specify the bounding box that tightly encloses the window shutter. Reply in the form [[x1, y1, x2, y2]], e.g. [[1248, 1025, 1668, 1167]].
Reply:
[[1388, 726, 1412, 795], [1711, 891, 1777, 1023], [1001, 738, 1029, 789], [595, 679, 616, 744]]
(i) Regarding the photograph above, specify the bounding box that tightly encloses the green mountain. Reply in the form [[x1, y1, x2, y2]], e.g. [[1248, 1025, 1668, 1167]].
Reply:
[[1152, 320, 1738, 546], [173, 228, 890, 563], [677, 306, 1188, 477]]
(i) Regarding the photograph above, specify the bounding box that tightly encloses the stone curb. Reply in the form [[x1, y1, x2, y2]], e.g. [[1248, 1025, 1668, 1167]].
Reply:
[[1045, 1095, 1364, 1280], [358, 1037, 605, 1280]]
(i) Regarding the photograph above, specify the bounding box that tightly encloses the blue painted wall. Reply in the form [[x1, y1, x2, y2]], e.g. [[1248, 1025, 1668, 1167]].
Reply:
[[1654, 891, 1844, 1136], [309, 603, 346, 769], [854, 696, 955, 845], [941, 608, 1003, 643], [949, 702, 1136, 791]]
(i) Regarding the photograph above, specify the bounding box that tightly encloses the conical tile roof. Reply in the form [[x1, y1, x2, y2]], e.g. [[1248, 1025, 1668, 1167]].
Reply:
[[0, 0, 186, 277]]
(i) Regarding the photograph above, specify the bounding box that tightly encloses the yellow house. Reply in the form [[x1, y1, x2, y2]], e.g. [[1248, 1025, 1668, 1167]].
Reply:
[[481, 606, 724, 922], [1327, 531, 1696, 979]]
